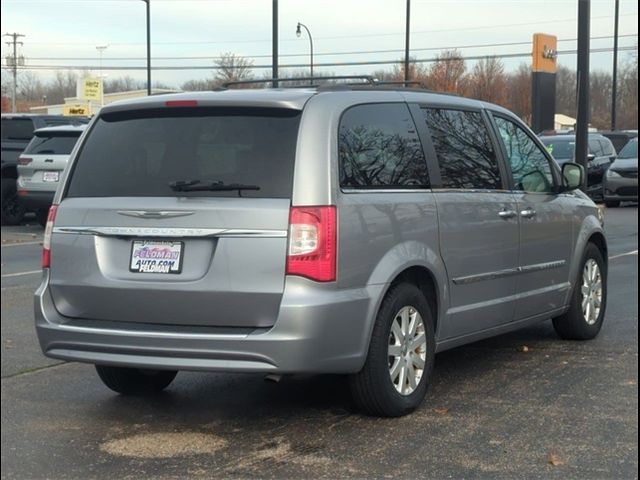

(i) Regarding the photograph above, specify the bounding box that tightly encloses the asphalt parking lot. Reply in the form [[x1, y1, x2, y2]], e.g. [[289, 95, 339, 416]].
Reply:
[[1, 206, 637, 480]]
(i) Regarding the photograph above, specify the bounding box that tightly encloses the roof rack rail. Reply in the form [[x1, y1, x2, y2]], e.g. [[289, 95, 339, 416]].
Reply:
[[222, 75, 377, 88], [374, 80, 428, 88]]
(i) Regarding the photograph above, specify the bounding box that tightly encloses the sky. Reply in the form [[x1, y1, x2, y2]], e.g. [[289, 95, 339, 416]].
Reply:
[[1, 0, 638, 88]]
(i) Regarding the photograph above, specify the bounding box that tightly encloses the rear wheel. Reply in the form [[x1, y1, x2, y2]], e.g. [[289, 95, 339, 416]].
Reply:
[[604, 200, 620, 208], [552, 243, 607, 340], [1, 178, 25, 226], [95, 365, 177, 395], [350, 283, 435, 417]]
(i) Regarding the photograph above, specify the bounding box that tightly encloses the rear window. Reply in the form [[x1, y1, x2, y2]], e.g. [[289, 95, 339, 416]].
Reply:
[[66, 107, 301, 198], [24, 132, 82, 155], [618, 139, 638, 159], [1, 118, 34, 141]]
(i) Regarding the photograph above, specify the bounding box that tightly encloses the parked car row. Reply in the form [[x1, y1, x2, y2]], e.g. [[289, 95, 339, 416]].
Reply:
[[540, 132, 638, 206], [1, 114, 88, 225]]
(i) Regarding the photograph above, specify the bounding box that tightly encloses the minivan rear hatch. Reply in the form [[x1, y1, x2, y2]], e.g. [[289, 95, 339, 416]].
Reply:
[[49, 105, 301, 328]]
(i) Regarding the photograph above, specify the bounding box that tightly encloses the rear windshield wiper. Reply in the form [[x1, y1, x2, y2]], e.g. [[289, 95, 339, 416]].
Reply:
[[169, 180, 261, 196]]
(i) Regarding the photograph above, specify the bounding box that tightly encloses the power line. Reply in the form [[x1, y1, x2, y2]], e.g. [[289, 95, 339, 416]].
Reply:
[[16, 34, 639, 62], [18, 12, 639, 47], [11, 45, 638, 71]]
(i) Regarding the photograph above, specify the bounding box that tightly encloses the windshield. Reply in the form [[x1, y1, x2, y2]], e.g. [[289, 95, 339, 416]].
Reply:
[[541, 138, 575, 160], [24, 132, 82, 155], [66, 107, 301, 198], [618, 139, 638, 159]]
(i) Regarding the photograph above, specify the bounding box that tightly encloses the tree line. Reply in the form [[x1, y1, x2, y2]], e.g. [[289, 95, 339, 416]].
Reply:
[[2, 49, 637, 130]]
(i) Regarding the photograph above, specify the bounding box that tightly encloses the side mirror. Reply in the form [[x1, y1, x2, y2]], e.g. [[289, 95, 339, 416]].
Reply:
[[561, 162, 584, 192]]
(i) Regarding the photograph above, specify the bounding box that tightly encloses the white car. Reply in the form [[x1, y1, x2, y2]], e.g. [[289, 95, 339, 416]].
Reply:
[[17, 124, 86, 225]]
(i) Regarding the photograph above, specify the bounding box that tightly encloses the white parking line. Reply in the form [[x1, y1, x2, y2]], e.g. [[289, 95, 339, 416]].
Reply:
[[609, 250, 638, 260], [1, 270, 42, 278], [1, 241, 42, 248]]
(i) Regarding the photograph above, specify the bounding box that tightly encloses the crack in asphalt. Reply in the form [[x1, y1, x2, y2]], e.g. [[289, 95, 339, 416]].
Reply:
[[1, 361, 67, 380]]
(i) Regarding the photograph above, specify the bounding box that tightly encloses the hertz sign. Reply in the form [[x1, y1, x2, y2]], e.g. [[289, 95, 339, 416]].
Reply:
[[63, 105, 91, 116], [532, 33, 558, 73]]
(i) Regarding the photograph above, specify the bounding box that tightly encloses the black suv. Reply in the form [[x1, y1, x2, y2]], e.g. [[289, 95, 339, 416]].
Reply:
[[1, 114, 88, 225]]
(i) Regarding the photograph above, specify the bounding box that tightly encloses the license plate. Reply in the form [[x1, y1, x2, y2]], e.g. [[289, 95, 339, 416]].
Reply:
[[42, 171, 59, 183], [130, 240, 183, 274]]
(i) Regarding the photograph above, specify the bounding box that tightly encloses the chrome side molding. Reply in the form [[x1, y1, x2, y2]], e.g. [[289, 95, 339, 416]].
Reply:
[[53, 226, 287, 238]]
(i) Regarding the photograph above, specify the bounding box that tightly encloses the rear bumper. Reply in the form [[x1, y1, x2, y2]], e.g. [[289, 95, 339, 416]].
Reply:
[[17, 190, 55, 211], [35, 271, 384, 374]]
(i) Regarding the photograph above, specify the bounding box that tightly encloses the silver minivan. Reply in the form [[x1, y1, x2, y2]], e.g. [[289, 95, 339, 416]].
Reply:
[[35, 86, 607, 417]]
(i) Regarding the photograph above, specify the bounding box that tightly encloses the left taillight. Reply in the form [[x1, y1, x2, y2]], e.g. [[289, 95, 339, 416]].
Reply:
[[42, 205, 58, 268], [286, 205, 337, 282]]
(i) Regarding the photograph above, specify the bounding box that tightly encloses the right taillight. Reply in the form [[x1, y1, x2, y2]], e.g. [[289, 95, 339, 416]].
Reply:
[[286, 206, 337, 282], [17, 157, 33, 165], [42, 205, 58, 268]]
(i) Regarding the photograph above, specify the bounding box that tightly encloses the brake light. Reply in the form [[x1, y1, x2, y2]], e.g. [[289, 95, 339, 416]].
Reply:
[[165, 100, 198, 107], [42, 205, 58, 268], [286, 206, 336, 282], [18, 157, 32, 165]]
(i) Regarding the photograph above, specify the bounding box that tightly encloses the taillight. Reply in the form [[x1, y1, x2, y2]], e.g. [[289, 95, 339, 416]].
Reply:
[[17, 157, 32, 165], [286, 206, 337, 282], [42, 205, 58, 268]]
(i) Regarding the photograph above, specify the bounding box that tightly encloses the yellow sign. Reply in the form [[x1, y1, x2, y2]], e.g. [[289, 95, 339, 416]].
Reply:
[[532, 33, 558, 73], [63, 104, 91, 116], [80, 77, 102, 101]]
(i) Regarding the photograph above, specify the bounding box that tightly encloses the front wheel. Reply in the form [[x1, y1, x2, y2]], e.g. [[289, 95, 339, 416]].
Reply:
[[95, 365, 177, 395], [350, 283, 436, 417], [552, 243, 607, 340]]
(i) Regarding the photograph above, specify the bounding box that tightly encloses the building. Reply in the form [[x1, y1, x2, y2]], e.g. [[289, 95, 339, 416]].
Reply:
[[29, 88, 179, 116]]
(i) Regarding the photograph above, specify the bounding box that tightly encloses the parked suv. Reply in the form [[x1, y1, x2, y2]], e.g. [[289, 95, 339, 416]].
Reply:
[[539, 133, 616, 200], [35, 88, 608, 417], [1, 114, 88, 225], [17, 125, 86, 226]]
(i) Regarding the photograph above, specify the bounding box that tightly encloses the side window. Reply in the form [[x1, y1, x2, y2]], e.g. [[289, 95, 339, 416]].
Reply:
[[339, 103, 429, 188], [589, 139, 603, 157], [422, 108, 502, 190], [600, 139, 615, 157], [494, 116, 555, 193]]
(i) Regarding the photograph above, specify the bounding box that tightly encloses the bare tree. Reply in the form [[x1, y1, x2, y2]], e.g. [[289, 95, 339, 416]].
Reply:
[[426, 49, 467, 93], [104, 75, 146, 94], [467, 57, 507, 105], [214, 53, 254, 86], [506, 63, 531, 124]]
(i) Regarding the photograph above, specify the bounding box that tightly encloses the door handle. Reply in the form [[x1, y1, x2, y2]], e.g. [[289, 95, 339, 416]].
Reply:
[[498, 209, 517, 219], [520, 208, 537, 219]]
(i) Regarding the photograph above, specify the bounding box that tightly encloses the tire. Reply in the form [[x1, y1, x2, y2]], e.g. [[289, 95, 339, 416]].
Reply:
[[552, 243, 607, 340], [95, 365, 177, 395], [604, 200, 620, 208], [350, 283, 436, 417], [1, 178, 26, 226], [36, 209, 49, 228]]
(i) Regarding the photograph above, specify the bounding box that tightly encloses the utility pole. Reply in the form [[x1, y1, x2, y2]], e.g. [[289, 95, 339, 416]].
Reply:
[[143, 0, 151, 95], [404, 0, 411, 84], [3, 32, 25, 113], [611, 0, 619, 130], [272, 0, 279, 87], [576, 0, 591, 192]]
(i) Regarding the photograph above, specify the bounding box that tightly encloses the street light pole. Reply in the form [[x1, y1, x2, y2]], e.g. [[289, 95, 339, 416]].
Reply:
[[576, 0, 591, 192], [96, 45, 108, 107], [273, 0, 278, 87], [404, 0, 411, 84], [142, 0, 151, 95], [296, 22, 313, 85]]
